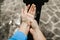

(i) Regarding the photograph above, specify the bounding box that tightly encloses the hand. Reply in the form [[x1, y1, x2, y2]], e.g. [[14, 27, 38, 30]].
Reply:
[[30, 20, 46, 40], [19, 4, 36, 35], [21, 4, 36, 23]]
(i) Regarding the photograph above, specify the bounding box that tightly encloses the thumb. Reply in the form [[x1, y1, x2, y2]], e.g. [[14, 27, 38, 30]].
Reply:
[[30, 28, 35, 35]]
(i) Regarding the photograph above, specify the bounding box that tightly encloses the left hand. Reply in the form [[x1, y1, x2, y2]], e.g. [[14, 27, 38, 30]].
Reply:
[[19, 4, 36, 35]]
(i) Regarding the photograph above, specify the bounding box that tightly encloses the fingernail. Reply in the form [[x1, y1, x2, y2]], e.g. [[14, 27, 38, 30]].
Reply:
[[28, 4, 30, 6], [32, 4, 36, 6]]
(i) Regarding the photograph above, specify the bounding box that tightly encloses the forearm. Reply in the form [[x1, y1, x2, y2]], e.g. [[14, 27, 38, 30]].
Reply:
[[36, 29, 46, 40]]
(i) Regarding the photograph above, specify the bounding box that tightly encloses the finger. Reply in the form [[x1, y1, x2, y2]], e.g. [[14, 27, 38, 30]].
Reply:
[[28, 4, 33, 13], [21, 8, 24, 17], [24, 6, 27, 14], [30, 28, 35, 35], [27, 25, 30, 32], [21, 8, 24, 14], [29, 4, 35, 13], [31, 19, 39, 29], [31, 4, 36, 11], [31, 4, 36, 15], [32, 6, 36, 16], [27, 4, 30, 10], [27, 21, 31, 26], [28, 4, 36, 16], [24, 4, 30, 14]]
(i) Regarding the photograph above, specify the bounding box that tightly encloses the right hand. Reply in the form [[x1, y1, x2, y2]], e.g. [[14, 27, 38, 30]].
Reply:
[[30, 19, 46, 40]]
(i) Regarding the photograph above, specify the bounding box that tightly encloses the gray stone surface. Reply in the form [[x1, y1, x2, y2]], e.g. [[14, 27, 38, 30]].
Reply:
[[55, 11, 60, 18], [55, 22, 60, 28], [54, 29, 60, 36], [46, 9, 54, 16], [0, 0, 25, 40], [55, 37, 60, 40], [51, 16, 59, 23], [40, 11, 49, 23], [0, 0, 60, 40], [40, 0, 60, 40]]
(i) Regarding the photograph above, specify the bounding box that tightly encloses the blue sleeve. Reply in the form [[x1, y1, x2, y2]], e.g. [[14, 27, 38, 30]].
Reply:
[[8, 30, 27, 40]]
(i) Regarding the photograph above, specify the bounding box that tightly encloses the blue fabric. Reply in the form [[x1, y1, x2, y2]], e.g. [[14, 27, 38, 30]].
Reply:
[[8, 30, 27, 40]]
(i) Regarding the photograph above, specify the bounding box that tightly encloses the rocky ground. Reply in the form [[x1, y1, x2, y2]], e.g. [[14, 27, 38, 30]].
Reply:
[[0, 0, 60, 40]]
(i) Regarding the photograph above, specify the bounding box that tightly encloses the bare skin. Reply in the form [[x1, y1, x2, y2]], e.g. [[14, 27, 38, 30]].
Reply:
[[19, 4, 46, 40]]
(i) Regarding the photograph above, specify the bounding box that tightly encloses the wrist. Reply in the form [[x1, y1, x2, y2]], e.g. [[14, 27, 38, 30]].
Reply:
[[19, 22, 29, 36]]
